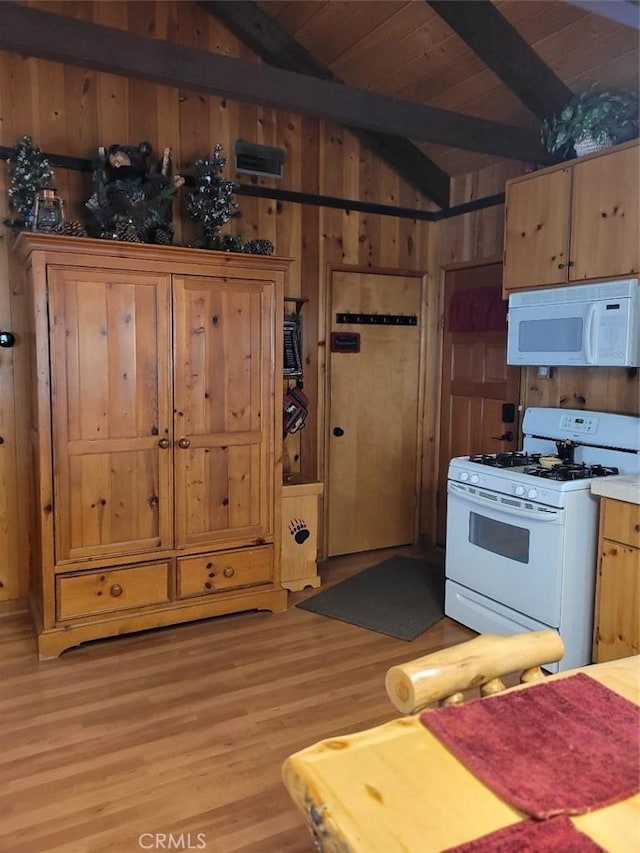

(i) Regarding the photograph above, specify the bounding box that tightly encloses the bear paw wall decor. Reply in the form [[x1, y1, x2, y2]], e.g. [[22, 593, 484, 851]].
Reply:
[[86, 142, 184, 245]]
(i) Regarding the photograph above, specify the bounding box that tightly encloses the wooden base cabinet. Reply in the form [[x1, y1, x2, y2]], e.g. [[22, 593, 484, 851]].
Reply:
[[15, 234, 291, 658], [281, 477, 324, 591], [592, 497, 640, 663]]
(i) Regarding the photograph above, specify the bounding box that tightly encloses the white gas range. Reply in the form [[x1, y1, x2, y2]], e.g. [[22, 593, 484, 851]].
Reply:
[[445, 407, 640, 672]]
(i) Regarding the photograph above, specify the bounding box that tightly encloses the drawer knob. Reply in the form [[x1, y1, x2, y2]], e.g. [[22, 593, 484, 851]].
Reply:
[[158, 438, 170, 449], [110, 584, 124, 598], [635, 524, 640, 533], [178, 437, 191, 449], [223, 566, 235, 578]]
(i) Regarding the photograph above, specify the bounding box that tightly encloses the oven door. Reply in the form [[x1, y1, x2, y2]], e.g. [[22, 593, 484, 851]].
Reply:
[[445, 480, 565, 626]]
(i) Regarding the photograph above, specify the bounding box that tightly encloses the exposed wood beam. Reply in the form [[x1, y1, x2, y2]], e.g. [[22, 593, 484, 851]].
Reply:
[[427, 0, 574, 121], [199, 1, 450, 208], [0, 3, 553, 167]]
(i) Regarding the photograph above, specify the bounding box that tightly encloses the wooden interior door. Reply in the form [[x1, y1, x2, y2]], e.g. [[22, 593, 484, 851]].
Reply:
[[173, 275, 275, 549], [327, 270, 423, 557], [436, 263, 521, 545], [48, 267, 172, 561]]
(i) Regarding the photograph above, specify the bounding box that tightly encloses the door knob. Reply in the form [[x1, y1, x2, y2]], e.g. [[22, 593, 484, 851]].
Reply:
[[492, 431, 514, 442], [177, 437, 191, 449], [333, 426, 344, 437], [0, 330, 15, 348], [157, 438, 170, 449]]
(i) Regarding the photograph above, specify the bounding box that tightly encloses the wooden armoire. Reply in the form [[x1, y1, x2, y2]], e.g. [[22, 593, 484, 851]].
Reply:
[[15, 233, 290, 658]]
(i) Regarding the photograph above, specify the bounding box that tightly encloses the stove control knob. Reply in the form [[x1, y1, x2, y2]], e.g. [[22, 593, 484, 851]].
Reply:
[[527, 488, 538, 500], [470, 474, 480, 485], [514, 485, 526, 497], [460, 472, 469, 482]]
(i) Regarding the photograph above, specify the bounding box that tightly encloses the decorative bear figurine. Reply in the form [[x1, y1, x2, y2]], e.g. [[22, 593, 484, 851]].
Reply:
[[86, 141, 183, 245]]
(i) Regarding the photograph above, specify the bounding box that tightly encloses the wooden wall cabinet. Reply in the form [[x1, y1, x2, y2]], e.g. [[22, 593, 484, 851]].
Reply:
[[15, 233, 291, 658], [503, 140, 639, 292], [592, 497, 640, 663]]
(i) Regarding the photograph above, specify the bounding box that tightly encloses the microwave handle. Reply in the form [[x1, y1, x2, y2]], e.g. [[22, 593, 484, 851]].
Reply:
[[584, 302, 598, 364], [585, 303, 597, 364]]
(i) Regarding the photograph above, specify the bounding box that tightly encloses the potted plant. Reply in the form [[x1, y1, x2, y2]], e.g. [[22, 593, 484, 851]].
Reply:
[[541, 88, 639, 159]]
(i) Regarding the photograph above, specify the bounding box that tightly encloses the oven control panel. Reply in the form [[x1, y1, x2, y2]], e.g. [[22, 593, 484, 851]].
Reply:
[[558, 414, 598, 435], [454, 469, 555, 504]]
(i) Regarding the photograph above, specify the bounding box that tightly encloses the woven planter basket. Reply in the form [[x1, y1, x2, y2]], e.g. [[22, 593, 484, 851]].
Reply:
[[574, 135, 613, 157]]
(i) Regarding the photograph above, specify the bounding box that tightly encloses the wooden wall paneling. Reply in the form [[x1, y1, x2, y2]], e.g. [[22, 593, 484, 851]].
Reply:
[[92, 0, 131, 153], [0, 173, 21, 602], [419, 222, 441, 545], [276, 111, 302, 273], [126, 72, 159, 163], [341, 130, 361, 266], [0, 48, 40, 605], [155, 83, 183, 245], [299, 116, 321, 483], [95, 69, 130, 151], [522, 367, 640, 416], [377, 164, 402, 269], [357, 144, 379, 267], [320, 124, 347, 265]]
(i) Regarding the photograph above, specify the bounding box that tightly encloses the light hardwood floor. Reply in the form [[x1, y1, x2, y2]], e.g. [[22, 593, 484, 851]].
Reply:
[[0, 546, 475, 853]]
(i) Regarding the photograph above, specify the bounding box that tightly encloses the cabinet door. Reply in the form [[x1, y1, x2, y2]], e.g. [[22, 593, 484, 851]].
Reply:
[[503, 168, 572, 291], [570, 144, 640, 281], [593, 540, 639, 662], [48, 267, 173, 561], [173, 275, 275, 548]]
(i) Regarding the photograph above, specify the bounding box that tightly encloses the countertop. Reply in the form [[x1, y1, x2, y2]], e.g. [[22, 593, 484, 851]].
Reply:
[[591, 474, 640, 505]]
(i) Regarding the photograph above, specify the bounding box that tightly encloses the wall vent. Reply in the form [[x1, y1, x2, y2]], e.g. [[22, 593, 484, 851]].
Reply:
[[234, 140, 285, 179]]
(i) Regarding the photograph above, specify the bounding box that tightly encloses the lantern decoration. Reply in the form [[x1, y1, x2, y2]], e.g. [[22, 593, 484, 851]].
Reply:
[[32, 184, 65, 232]]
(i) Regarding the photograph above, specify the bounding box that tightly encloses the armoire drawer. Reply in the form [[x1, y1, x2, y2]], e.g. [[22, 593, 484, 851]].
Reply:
[[57, 562, 171, 620], [177, 547, 273, 598]]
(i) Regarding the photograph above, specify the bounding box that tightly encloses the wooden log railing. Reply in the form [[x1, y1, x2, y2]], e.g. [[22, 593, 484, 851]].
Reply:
[[385, 630, 565, 714]]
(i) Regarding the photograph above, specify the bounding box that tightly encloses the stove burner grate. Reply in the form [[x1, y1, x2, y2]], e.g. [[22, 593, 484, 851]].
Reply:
[[523, 463, 620, 481], [469, 452, 541, 468]]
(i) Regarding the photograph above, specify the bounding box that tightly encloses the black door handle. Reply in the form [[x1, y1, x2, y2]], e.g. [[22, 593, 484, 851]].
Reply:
[[0, 331, 15, 348], [492, 431, 514, 442], [333, 426, 344, 437]]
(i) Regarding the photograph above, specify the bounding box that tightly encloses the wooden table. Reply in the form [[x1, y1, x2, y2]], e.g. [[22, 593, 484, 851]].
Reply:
[[282, 656, 640, 852]]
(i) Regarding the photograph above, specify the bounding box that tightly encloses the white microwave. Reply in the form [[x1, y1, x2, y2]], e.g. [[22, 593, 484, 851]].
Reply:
[[507, 279, 640, 367]]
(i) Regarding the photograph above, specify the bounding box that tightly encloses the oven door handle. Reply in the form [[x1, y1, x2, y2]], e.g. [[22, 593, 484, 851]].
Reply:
[[447, 481, 564, 522]]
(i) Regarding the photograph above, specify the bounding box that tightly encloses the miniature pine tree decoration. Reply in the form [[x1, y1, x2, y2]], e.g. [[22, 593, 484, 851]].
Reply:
[[187, 144, 239, 249], [6, 135, 55, 228]]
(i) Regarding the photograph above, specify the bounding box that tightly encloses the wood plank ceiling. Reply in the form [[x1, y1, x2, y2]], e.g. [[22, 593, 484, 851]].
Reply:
[[252, 0, 640, 180]]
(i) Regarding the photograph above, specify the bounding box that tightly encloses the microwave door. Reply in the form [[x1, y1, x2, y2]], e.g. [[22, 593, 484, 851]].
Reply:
[[507, 301, 591, 366]]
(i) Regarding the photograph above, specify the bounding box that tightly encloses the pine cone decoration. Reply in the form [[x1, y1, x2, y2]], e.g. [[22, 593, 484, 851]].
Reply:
[[245, 238, 274, 256], [216, 233, 245, 253], [152, 223, 174, 245], [113, 218, 141, 242], [55, 219, 87, 237]]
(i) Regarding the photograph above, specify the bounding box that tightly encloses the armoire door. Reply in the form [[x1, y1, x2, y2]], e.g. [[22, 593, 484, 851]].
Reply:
[[48, 267, 173, 562], [173, 275, 275, 549]]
